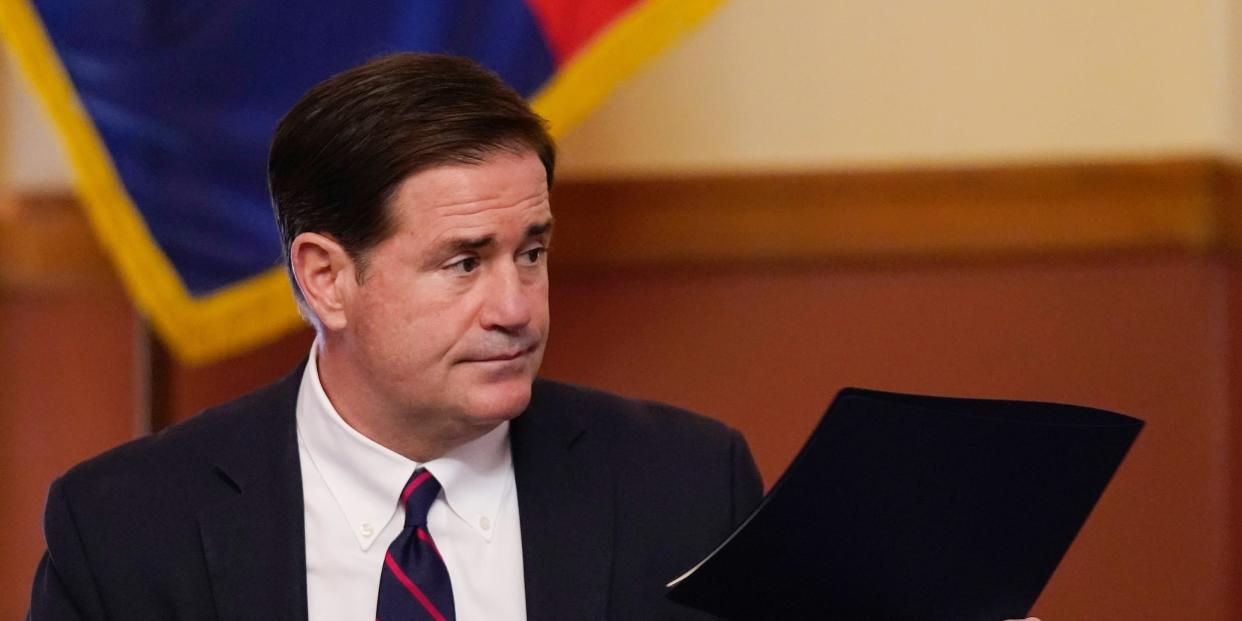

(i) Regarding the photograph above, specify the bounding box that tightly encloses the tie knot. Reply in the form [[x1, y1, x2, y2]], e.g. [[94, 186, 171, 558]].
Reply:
[[399, 469, 441, 528]]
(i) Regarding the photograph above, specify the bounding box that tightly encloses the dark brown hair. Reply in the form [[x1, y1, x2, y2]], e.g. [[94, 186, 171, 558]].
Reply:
[[268, 53, 555, 302]]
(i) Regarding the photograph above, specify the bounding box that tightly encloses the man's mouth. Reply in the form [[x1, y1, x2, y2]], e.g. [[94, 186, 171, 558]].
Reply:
[[467, 343, 537, 363]]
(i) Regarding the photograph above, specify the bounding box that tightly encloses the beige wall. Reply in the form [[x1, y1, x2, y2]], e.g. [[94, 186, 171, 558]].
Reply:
[[3, 0, 1235, 185], [1224, 0, 1242, 158], [0, 58, 68, 191], [559, 0, 1227, 176]]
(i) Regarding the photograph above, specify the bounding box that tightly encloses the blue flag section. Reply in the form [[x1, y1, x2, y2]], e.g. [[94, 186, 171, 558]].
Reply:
[[38, 1, 556, 297], [0, 0, 724, 363]]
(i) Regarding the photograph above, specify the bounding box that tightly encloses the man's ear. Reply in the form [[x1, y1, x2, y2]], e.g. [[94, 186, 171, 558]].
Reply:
[[290, 232, 355, 331]]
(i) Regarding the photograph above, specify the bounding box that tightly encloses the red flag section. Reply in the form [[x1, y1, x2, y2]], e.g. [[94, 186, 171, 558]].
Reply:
[[526, 0, 642, 63]]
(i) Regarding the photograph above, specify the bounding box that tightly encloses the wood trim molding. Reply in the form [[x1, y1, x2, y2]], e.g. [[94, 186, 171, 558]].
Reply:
[[550, 157, 1235, 270], [0, 190, 115, 292], [4, 156, 1241, 290]]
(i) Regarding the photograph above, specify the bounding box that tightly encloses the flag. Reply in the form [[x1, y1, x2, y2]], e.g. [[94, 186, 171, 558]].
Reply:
[[0, 0, 723, 363]]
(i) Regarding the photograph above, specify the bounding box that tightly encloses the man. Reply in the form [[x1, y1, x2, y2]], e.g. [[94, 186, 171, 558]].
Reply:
[[29, 54, 1041, 621]]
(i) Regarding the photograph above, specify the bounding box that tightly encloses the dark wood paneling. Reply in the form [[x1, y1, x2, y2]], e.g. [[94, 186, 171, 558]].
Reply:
[[1226, 263, 1242, 621], [542, 256, 1233, 621], [161, 326, 314, 424], [0, 284, 138, 619]]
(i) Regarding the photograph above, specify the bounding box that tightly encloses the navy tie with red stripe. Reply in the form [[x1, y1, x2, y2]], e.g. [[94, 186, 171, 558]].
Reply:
[[376, 469, 456, 621]]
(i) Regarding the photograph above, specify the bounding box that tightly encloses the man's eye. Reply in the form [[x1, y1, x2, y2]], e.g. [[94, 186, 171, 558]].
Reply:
[[518, 247, 546, 265], [449, 257, 480, 273]]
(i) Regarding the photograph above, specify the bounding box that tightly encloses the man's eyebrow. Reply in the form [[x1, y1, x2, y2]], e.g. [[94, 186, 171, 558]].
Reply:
[[527, 219, 554, 237], [436, 219, 553, 254], [443, 235, 494, 252]]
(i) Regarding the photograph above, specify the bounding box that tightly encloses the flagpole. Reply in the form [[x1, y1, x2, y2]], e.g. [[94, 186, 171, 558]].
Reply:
[[132, 314, 152, 436], [134, 316, 175, 435]]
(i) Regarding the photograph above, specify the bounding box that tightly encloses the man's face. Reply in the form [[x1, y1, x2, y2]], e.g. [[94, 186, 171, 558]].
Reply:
[[341, 149, 551, 429]]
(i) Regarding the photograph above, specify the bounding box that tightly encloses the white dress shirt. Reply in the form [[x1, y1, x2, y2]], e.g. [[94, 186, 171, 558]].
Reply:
[[297, 348, 527, 621]]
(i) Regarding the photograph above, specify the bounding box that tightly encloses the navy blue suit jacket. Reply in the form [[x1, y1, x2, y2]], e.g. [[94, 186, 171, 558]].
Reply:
[[29, 368, 763, 620]]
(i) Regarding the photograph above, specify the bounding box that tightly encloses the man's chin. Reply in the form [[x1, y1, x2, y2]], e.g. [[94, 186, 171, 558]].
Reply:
[[461, 378, 534, 424]]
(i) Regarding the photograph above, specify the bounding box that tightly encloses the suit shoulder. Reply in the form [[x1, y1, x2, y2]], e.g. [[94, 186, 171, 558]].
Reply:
[[56, 367, 300, 498], [531, 378, 743, 448]]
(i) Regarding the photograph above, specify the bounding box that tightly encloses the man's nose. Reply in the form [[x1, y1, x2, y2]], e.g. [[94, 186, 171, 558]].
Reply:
[[480, 261, 533, 332]]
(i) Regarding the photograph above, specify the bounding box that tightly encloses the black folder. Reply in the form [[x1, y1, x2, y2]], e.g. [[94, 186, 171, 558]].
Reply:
[[666, 388, 1143, 620]]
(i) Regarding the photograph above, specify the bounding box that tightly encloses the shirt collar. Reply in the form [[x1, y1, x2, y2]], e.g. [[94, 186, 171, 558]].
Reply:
[[296, 344, 514, 550]]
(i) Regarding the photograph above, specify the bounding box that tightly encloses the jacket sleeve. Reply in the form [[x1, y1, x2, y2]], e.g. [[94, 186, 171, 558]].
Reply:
[[28, 478, 106, 621], [728, 428, 764, 527]]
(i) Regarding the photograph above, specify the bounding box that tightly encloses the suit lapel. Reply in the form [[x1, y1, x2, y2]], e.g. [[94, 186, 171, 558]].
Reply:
[[512, 381, 616, 621], [198, 367, 309, 621]]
